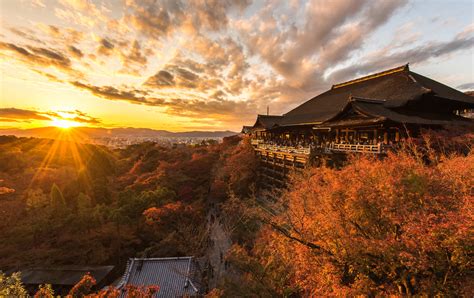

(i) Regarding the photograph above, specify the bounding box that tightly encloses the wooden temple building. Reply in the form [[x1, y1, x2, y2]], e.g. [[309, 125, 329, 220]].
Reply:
[[245, 65, 474, 184]]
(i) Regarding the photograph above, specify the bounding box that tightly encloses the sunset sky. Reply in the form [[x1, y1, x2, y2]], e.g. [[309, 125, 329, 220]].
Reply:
[[0, 0, 473, 131]]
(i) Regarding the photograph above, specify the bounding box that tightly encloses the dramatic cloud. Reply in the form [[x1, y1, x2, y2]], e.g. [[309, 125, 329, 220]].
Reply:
[[145, 70, 175, 87], [0, 108, 100, 124], [120, 40, 149, 74], [0, 108, 51, 121], [124, 0, 180, 39], [1, 0, 472, 130], [8, 27, 45, 44], [165, 98, 256, 126], [48, 110, 102, 124], [70, 81, 157, 105], [97, 38, 115, 56], [0, 41, 82, 78], [41, 25, 85, 44], [70, 80, 255, 123], [238, 0, 408, 92], [145, 65, 200, 89], [68, 45, 83, 58], [123, 0, 252, 38], [329, 28, 474, 83]]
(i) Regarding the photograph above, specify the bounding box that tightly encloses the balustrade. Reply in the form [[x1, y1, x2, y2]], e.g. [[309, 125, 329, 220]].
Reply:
[[329, 143, 384, 154], [251, 139, 387, 155], [255, 143, 311, 155]]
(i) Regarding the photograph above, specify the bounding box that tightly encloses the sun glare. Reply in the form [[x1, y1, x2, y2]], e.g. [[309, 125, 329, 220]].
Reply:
[[51, 118, 80, 129]]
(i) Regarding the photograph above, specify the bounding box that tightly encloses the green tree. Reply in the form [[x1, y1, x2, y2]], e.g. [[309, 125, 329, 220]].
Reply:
[[76, 193, 95, 234], [26, 188, 49, 210], [118, 187, 176, 221], [77, 192, 92, 210], [50, 183, 65, 210]]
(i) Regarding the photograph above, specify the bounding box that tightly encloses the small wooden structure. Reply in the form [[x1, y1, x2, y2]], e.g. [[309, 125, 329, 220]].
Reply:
[[245, 64, 474, 183], [17, 265, 114, 296]]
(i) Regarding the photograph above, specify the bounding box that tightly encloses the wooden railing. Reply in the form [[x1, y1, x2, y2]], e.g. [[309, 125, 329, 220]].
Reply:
[[251, 139, 262, 146], [251, 139, 387, 155], [329, 143, 384, 154], [256, 143, 311, 155]]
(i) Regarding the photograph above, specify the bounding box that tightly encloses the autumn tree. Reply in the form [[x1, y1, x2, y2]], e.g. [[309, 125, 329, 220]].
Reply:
[[233, 143, 474, 296], [68, 272, 96, 297], [143, 201, 207, 256], [0, 272, 28, 297], [210, 136, 257, 203], [65, 273, 159, 298], [34, 284, 54, 297]]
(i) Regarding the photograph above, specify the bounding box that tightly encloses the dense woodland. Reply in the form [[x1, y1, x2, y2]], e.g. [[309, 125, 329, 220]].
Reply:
[[0, 134, 249, 268], [0, 127, 473, 296]]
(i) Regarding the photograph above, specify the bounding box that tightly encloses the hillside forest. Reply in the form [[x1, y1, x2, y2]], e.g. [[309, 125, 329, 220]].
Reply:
[[0, 127, 472, 296]]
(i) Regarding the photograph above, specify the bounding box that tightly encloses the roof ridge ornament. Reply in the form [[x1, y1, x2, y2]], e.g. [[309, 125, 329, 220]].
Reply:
[[332, 63, 409, 89], [257, 114, 283, 118], [349, 95, 387, 103]]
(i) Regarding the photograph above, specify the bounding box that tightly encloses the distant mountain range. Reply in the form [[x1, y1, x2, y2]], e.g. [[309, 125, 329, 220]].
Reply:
[[0, 126, 238, 139]]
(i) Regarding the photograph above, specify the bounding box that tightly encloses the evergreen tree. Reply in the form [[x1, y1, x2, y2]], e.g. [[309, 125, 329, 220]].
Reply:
[[50, 183, 65, 210]]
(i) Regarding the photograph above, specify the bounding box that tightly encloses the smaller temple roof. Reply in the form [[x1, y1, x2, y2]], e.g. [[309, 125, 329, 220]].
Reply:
[[318, 96, 472, 128], [19, 265, 114, 286], [117, 257, 199, 297], [252, 114, 284, 130], [241, 125, 253, 134]]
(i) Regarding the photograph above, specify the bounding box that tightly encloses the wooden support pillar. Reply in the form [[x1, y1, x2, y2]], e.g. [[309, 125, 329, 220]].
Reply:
[[383, 132, 388, 144]]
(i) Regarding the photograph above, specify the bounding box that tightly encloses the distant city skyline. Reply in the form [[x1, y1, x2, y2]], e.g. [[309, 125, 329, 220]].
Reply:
[[1, 0, 473, 131]]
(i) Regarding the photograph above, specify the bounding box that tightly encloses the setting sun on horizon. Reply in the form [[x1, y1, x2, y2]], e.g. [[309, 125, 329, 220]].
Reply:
[[50, 118, 82, 129]]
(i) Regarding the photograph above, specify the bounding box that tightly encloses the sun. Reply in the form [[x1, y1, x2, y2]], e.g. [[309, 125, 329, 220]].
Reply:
[[50, 118, 81, 129]]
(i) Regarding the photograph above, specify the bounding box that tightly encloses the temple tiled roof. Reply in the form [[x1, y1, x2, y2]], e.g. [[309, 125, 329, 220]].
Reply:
[[117, 257, 199, 297], [252, 114, 284, 130], [264, 64, 474, 127]]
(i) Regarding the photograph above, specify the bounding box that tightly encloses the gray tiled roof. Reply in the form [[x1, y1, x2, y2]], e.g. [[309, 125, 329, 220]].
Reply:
[[117, 257, 199, 297]]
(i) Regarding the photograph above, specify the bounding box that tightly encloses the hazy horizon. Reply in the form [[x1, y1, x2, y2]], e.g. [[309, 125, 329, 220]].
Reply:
[[0, 124, 237, 133]]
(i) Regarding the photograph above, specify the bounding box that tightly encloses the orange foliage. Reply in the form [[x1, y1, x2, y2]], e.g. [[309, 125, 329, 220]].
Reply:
[[232, 132, 473, 296], [61, 273, 159, 298], [33, 284, 54, 298], [0, 186, 15, 195], [68, 272, 96, 297], [143, 201, 184, 224], [122, 285, 160, 298], [211, 136, 258, 201]]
